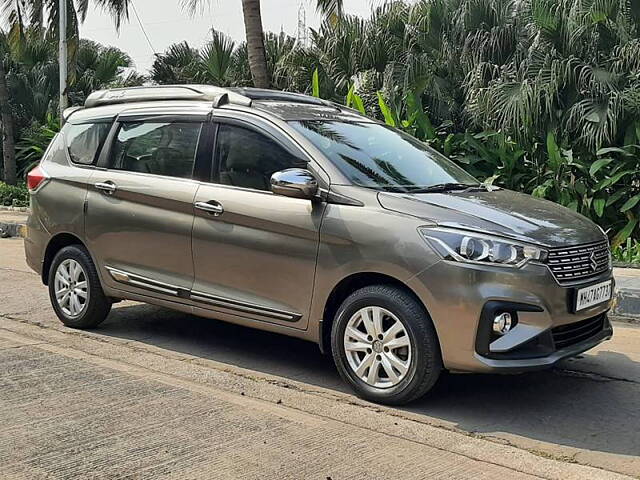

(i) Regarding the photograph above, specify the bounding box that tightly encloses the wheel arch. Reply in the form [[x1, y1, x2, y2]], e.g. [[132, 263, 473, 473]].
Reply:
[[41, 232, 88, 285], [319, 272, 433, 354]]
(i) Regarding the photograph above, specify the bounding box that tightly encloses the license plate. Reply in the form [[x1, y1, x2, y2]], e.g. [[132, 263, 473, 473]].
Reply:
[[574, 280, 613, 312]]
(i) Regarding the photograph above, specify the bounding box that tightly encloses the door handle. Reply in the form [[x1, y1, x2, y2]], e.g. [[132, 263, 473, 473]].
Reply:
[[95, 181, 117, 195], [194, 201, 224, 216]]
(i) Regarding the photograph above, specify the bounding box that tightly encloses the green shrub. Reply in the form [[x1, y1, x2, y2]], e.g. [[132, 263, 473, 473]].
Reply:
[[16, 115, 60, 179], [613, 238, 640, 264], [0, 182, 29, 207]]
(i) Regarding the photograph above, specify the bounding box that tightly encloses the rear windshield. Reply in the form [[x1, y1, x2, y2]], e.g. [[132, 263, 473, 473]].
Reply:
[[290, 120, 477, 192]]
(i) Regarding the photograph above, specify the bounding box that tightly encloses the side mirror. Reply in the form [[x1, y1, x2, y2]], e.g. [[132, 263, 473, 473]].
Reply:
[[270, 168, 319, 200]]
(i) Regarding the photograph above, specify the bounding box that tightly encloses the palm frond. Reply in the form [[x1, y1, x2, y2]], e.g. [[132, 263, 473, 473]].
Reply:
[[200, 30, 236, 86]]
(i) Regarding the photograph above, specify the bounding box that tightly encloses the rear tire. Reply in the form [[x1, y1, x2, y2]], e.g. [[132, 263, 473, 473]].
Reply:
[[331, 284, 442, 405], [48, 245, 111, 329]]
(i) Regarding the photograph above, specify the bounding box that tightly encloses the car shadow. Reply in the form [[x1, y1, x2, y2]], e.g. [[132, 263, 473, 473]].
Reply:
[[98, 302, 640, 458], [100, 302, 347, 392]]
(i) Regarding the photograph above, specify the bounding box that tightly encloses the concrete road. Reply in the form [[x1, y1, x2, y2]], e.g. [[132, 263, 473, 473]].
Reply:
[[0, 238, 638, 479]]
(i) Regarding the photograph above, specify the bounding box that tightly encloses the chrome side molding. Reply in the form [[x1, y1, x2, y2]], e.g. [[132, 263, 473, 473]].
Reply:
[[190, 290, 301, 322], [106, 267, 180, 296], [105, 266, 301, 322]]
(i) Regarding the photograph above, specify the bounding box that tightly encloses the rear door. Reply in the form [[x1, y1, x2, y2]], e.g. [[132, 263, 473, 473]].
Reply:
[[190, 114, 327, 329], [85, 109, 209, 300]]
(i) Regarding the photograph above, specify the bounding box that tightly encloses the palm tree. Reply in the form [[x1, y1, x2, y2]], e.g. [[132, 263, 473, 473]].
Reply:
[[183, 0, 345, 89], [200, 30, 237, 86], [7, 28, 58, 126], [72, 39, 143, 103], [151, 42, 201, 86], [152, 31, 297, 89], [302, 0, 639, 154], [316, 0, 344, 24], [240, 0, 268, 88], [183, 0, 269, 88], [151, 35, 237, 86], [0, 0, 132, 184], [1, 0, 133, 70], [10, 33, 138, 177], [463, 0, 640, 151], [0, 33, 15, 184], [7, 33, 140, 120]]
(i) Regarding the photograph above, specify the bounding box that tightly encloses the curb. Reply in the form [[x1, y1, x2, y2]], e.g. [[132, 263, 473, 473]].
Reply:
[[613, 284, 640, 321], [0, 205, 29, 212], [0, 222, 27, 239], [612, 261, 640, 270], [614, 293, 640, 319]]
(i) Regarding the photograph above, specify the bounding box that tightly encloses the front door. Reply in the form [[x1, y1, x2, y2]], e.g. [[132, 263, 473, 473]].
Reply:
[[191, 120, 326, 329], [86, 118, 205, 300]]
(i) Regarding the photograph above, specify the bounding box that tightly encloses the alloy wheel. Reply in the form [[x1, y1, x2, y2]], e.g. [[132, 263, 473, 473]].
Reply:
[[343, 306, 412, 389], [54, 259, 89, 318]]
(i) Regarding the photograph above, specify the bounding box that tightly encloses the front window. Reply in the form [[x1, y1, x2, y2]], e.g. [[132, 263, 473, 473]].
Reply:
[[215, 124, 307, 191], [290, 121, 477, 192]]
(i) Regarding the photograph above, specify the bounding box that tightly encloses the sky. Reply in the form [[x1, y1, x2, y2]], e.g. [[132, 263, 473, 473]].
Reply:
[[80, 1, 382, 74]]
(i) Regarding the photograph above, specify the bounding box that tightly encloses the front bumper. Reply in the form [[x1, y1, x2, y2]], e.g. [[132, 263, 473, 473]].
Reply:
[[407, 259, 614, 373], [472, 315, 613, 372]]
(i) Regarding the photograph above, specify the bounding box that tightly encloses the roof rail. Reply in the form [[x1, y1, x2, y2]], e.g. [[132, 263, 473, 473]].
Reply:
[[84, 85, 253, 109], [63, 106, 84, 122], [227, 87, 334, 107]]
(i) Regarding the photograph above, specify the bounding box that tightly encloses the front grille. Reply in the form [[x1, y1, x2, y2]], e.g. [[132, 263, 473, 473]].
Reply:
[[546, 240, 610, 284], [551, 314, 605, 350]]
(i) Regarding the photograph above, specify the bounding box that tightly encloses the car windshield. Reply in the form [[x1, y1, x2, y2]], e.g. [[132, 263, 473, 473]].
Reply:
[[290, 120, 478, 192]]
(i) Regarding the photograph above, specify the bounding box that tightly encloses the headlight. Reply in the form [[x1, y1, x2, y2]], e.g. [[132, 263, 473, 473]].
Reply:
[[419, 227, 548, 268]]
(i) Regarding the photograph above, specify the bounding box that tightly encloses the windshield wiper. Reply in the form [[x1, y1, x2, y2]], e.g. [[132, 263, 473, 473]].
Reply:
[[407, 183, 484, 194]]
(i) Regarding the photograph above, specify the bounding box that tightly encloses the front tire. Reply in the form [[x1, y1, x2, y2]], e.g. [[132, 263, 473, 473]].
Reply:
[[48, 245, 111, 329], [331, 284, 442, 405]]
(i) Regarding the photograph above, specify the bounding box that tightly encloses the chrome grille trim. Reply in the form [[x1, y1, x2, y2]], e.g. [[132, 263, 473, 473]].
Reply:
[[546, 240, 610, 284]]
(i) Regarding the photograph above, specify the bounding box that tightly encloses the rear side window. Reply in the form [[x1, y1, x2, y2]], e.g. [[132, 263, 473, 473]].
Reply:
[[65, 123, 110, 165], [111, 122, 202, 179]]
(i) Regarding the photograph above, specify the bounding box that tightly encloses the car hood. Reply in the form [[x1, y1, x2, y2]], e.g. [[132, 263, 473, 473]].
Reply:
[[377, 189, 604, 248]]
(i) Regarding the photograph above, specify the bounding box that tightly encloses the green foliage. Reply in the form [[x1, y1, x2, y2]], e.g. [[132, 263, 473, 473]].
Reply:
[[377, 92, 397, 127], [316, 0, 344, 24], [312, 68, 320, 98], [447, 132, 529, 192], [16, 115, 60, 178], [150, 41, 204, 85], [0, 27, 140, 185], [72, 39, 142, 104], [5, 32, 142, 128], [612, 238, 640, 264], [345, 85, 366, 114], [0, 182, 28, 207], [152, 31, 297, 89]]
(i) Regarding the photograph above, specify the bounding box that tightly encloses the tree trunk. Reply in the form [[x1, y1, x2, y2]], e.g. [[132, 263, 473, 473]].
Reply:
[[0, 58, 16, 185], [241, 0, 269, 89]]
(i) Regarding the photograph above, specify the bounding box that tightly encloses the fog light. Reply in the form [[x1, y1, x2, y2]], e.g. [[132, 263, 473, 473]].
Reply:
[[492, 312, 513, 335]]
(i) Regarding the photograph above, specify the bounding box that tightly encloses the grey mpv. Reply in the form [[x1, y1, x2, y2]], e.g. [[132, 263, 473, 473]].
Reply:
[[25, 86, 614, 404]]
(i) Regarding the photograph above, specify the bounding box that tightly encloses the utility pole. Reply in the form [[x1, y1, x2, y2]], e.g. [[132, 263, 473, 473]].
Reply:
[[59, 0, 68, 123]]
